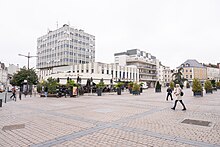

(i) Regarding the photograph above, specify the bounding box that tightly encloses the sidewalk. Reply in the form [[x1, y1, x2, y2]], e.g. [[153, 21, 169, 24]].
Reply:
[[0, 88, 220, 147]]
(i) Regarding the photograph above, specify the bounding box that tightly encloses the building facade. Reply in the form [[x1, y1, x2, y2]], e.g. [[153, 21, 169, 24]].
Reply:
[[114, 49, 157, 87], [43, 62, 139, 85], [157, 62, 172, 87], [37, 24, 95, 71], [203, 63, 220, 82], [0, 62, 8, 85], [179, 59, 207, 84]]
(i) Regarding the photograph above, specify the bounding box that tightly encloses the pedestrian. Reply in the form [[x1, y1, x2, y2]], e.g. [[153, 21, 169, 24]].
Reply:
[[166, 86, 173, 101], [171, 84, 186, 111], [10, 86, 16, 100], [44, 86, 48, 98]]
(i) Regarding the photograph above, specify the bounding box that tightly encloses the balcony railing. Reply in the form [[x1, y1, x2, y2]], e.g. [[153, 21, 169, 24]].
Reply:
[[126, 57, 156, 65]]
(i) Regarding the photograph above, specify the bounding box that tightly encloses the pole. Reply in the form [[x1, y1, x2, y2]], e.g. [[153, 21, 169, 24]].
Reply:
[[4, 92, 7, 103], [18, 52, 37, 69], [28, 52, 30, 69]]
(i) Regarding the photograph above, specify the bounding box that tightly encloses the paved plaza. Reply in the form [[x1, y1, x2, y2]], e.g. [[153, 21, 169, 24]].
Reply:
[[0, 88, 220, 147]]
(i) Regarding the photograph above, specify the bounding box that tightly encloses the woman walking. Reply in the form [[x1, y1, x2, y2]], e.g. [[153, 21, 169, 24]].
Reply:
[[171, 84, 186, 111]]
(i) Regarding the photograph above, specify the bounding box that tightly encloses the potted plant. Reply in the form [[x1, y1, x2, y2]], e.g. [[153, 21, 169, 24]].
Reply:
[[192, 78, 203, 97], [128, 82, 134, 94], [96, 81, 105, 96], [155, 81, 161, 92], [211, 80, 217, 91], [204, 80, 213, 94], [216, 81, 220, 89], [132, 83, 140, 95], [169, 81, 175, 90], [115, 82, 124, 95], [66, 79, 78, 97]]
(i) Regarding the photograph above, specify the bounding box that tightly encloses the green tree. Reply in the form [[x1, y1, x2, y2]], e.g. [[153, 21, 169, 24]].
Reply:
[[204, 80, 212, 91], [172, 67, 188, 88], [38, 77, 59, 94], [210, 80, 216, 87], [169, 81, 175, 90], [192, 78, 203, 92], [10, 68, 38, 86]]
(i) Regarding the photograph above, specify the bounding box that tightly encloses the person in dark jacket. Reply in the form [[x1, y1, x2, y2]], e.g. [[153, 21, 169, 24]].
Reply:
[[166, 86, 173, 101], [44, 86, 48, 98], [10, 87, 16, 100]]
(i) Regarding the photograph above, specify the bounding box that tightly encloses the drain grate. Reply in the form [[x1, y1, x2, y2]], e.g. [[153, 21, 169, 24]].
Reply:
[[2, 124, 25, 131], [181, 119, 211, 127]]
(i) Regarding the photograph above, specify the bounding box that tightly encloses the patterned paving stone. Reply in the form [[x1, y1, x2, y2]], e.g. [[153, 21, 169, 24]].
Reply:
[[0, 88, 219, 147]]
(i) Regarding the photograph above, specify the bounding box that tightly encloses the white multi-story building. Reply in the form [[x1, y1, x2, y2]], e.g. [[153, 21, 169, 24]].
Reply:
[[114, 49, 157, 87], [0, 62, 8, 86], [37, 24, 95, 78], [203, 63, 220, 82], [157, 62, 172, 87], [43, 62, 139, 85], [7, 64, 19, 76]]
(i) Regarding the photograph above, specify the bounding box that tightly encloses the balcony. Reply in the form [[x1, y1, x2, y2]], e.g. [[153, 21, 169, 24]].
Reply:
[[126, 57, 156, 65]]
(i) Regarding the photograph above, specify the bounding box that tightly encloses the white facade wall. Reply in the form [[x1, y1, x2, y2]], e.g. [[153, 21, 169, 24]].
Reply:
[[42, 62, 139, 84], [207, 67, 220, 81], [37, 24, 95, 69], [8, 64, 19, 75]]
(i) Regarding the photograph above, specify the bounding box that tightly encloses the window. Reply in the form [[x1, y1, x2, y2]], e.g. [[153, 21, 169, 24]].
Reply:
[[186, 75, 188, 78], [186, 70, 188, 72], [190, 75, 192, 78]]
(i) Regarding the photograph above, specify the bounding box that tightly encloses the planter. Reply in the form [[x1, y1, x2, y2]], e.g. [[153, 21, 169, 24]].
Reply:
[[193, 91, 203, 97], [205, 89, 213, 94], [117, 88, 121, 95], [40, 94, 58, 97], [217, 87, 220, 89], [97, 88, 102, 96], [132, 91, 140, 95], [212, 87, 217, 91], [155, 88, 161, 93]]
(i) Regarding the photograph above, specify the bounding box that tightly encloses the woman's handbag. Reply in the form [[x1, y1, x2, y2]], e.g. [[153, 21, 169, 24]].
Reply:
[[180, 91, 184, 96]]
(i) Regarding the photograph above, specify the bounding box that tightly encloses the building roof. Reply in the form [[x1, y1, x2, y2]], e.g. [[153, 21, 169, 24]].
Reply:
[[178, 59, 204, 68]]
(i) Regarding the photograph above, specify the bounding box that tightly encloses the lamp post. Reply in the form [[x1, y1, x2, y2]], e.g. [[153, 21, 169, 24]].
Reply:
[[18, 52, 38, 69]]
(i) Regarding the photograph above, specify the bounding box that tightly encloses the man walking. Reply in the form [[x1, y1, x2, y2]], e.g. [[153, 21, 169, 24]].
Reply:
[[166, 86, 173, 101], [10, 86, 16, 100]]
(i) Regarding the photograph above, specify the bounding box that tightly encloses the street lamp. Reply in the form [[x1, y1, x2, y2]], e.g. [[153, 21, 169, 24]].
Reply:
[[18, 52, 38, 69]]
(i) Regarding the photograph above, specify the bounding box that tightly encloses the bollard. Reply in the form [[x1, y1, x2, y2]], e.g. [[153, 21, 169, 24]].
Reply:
[[5, 92, 7, 103], [19, 91, 21, 100], [0, 99, 2, 107]]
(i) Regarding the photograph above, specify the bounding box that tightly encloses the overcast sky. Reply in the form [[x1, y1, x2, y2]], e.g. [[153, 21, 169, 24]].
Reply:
[[0, 0, 220, 69]]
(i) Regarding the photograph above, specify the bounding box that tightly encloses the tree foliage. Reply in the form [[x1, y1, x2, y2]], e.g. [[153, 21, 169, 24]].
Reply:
[[132, 82, 140, 91], [10, 68, 38, 86], [172, 67, 188, 88], [38, 77, 59, 94], [192, 78, 203, 92], [204, 80, 212, 91], [169, 81, 175, 90]]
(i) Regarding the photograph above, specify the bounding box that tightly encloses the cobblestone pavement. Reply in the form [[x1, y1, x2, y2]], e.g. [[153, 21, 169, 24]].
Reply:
[[0, 88, 220, 147]]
